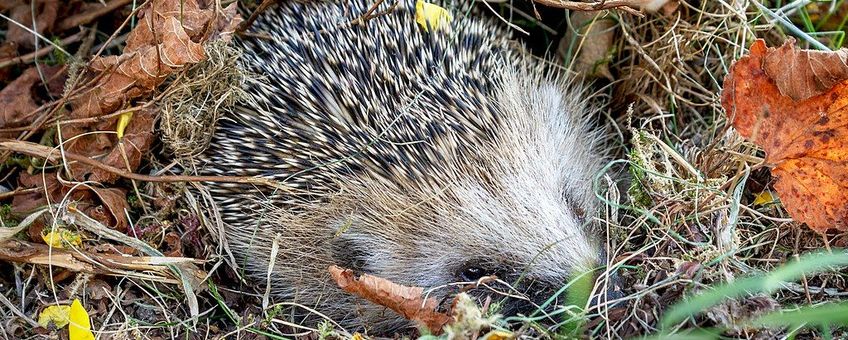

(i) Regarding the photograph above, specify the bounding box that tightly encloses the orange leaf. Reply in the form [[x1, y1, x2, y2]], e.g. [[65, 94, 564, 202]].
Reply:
[[722, 39, 848, 233], [762, 38, 848, 101], [328, 265, 452, 333]]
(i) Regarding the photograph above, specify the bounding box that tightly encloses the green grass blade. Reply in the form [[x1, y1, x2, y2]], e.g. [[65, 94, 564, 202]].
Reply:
[[749, 301, 848, 329], [661, 250, 848, 329]]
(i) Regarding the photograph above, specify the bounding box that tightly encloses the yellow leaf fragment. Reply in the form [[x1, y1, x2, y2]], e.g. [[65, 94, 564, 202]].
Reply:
[[69, 299, 94, 340], [351, 333, 366, 340], [482, 330, 514, 340], [753, 191, 776, 206], [38, 305, 71, 328], [41, 228, 82, 248], [116, 111, 134, 139], [415, 0, 452, 32]]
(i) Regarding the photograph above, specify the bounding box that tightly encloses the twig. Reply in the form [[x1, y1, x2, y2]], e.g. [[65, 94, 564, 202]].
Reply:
[[0, 291, 39, 328], [56, 0, 135, 32], [0, 239, 180, 283], [237, 0, 275, 34], [0, 13, 70, 56], [0, 187, 41, 201], [352, 0, 387, 26], [532, 0, 645, 16], [0, 140, 287, 190], [482, 1, 530, 35], [0, 30, 86, 70]]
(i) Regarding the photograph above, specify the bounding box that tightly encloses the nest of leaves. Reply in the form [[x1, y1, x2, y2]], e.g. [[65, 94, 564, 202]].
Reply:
[[1, 0, 847, 339]]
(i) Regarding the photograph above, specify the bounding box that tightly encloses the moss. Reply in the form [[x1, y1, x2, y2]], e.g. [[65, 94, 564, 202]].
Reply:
[[0, 204, 15, 226], [627, 147, 653, 208]]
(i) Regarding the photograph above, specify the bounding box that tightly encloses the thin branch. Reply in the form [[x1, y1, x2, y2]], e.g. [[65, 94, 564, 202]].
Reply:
[[0, 290, 39, 328], [237, 0, 275, 34], [56, 0, 135, 31], [0, 239, 183, 283], [532, 0, 646, 16], [0, 12, 70, 56], [0, 30, 86, 69], [0, 140, 287, 189]]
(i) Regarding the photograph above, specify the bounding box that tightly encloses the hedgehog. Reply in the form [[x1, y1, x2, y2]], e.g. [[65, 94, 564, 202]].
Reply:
[[198, 0, 609, 333]]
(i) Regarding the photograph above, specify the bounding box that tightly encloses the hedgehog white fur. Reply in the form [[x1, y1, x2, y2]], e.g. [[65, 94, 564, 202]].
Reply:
[[200, 0, 606, 333]]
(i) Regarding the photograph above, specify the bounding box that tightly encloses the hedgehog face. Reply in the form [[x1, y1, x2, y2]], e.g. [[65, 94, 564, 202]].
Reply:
[[323, 72, 608, 327], [326, 166, 605, 327]]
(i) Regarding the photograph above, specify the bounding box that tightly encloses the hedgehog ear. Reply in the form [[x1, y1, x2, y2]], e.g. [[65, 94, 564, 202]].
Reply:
[[328, 219, 370, 273]]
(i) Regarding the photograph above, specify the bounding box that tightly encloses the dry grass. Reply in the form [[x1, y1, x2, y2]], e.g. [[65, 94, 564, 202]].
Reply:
[[159, 41, 251, 162]]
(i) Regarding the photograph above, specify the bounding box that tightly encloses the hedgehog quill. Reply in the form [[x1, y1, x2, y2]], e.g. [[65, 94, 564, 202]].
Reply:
[[198, 0, 611, 333]]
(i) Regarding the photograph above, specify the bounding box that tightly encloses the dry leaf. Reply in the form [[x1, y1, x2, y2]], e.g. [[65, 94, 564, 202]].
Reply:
[[88, 187, 129, 231], [416, 0, 452, 32], [0, 66, 65, 139], [163, 231, 183, 257], [60, 0, 240, 182], [660, 0, 680, 15], [722, 39, 848, 232], [636, 0, 675, 13], [12, 172, 89, 215], [116, 111, 133, 139], [5, 0, 59, 49], [482, 330, 514, 340], [11, 173, 130, 231], [762, 38, 848, 101], [214, 3, 243, 42], [0, 239, 183, 281], [87, 108, 155, 183], [0, 42, 18, 81], [558, 11, 615, 80], [329, 265, 453, 333], [752, 191, 775, 206]]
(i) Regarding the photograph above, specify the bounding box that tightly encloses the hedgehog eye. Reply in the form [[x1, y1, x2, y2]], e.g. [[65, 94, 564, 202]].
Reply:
[[459, 265, 489, 282]]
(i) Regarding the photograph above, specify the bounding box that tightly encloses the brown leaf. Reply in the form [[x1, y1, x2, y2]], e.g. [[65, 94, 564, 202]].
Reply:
[[676, 261, 701, 279], [84, 279, 113, 301], [5, 0, 59, 49], [558, 11, 615, 80], [722, 39, 848, 232], [59, 0, 240, 182], [0, 42, 18, 81], [660, 0, 680, 16], [125, 0, 213, 50], [213, 3, 243, 42], [88, 108, 156, 183], [163, 232, 182, 257], [89, 187, 129, 231], [0, 66, 64, 138], [637, 0, 675, 13], [762, 38, 848, 101], [11, 172, 91, 216], [329, 265, 453, 333], [11, 172, 129, 231]]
